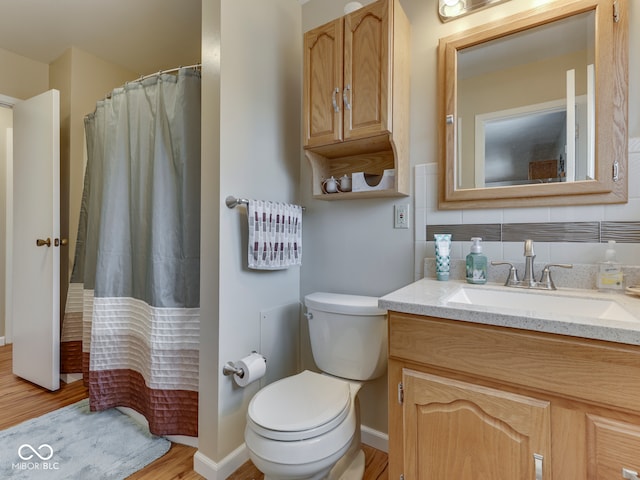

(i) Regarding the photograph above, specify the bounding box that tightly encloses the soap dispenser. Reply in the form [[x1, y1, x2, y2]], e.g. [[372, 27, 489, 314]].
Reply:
[[466, 237, 488, 284], [597, 240, 624, 291]]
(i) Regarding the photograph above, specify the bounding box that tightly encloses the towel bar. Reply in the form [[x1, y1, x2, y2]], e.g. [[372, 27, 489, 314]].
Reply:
[[225, 195, 305, 211], [225, 196, 250, 209]]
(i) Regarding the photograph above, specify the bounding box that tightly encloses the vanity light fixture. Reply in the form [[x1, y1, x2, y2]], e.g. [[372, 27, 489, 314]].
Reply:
[[344, 1, 363, 14], [438, 0, 511, 22]]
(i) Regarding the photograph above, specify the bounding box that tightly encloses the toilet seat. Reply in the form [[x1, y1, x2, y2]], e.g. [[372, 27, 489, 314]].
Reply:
[[247, 370, 352, 441]]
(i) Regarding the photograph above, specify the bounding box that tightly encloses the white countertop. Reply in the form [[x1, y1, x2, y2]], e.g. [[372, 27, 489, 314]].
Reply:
[[379, 278, 640, 346]]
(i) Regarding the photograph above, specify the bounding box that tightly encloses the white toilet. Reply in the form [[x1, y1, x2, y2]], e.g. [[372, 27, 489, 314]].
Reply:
[[244, 292, 388, 480]]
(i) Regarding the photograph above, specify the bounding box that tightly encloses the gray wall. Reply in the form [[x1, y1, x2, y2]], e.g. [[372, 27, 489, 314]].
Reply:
[[198, 0, 303, 465]]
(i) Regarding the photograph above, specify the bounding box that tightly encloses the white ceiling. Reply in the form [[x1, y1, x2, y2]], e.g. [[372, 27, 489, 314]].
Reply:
[[0, 0, 201, 77]]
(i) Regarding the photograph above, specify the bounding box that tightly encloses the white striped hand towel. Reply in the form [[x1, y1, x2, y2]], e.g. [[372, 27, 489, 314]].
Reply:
[[247, 200, 302, 270]]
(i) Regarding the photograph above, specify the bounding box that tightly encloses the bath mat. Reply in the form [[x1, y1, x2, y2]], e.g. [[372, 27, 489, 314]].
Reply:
[[0, 399, 171, 479]]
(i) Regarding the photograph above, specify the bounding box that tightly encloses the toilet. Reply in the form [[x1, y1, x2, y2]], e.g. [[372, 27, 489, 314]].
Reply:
[[244, 292, 388, 480]]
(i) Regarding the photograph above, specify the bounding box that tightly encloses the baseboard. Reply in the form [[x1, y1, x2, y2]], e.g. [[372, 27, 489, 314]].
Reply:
[[194, 444, 249, 480], [166, 434, 198, 448], [361, 425, 388, 453], [60, 373, 83, 384]]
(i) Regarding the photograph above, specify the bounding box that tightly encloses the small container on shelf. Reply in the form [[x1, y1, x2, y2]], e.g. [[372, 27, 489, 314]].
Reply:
[[352, 169, 395, 192]]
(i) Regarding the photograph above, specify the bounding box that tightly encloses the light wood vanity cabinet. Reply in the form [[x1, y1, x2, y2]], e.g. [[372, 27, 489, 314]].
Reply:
[[302, 0, 410, 199], [388, 311, 640, 480]]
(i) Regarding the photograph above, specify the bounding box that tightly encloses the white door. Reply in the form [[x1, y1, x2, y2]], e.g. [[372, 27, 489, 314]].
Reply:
[[12, 90, 60, 391]]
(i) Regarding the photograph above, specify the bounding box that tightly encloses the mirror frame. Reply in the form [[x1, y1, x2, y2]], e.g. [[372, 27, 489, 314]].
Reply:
[[438, 0, 628, 210]]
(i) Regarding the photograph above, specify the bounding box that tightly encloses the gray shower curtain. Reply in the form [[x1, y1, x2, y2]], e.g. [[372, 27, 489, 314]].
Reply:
[[61, 67, 201, 436]]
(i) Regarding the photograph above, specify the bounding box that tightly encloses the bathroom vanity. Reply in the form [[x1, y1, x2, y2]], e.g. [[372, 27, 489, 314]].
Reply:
[[381, 279, 640, 480]]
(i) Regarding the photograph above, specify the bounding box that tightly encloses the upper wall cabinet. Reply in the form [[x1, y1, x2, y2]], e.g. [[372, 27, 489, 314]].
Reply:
[[303, 0, 411, 200]]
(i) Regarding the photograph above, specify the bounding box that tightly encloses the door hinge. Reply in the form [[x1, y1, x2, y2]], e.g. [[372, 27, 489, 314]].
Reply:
[[398, 382, 404, 404], [400, 475, 405, 480], [613, 0, 620, 22]]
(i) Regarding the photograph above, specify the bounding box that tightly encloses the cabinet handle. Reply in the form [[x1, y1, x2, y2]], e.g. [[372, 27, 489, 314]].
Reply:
[[534, 453, 543, 480], [623, 468, 640, 480], [332, 88, 340, 113], [343, 84, 352, 110]]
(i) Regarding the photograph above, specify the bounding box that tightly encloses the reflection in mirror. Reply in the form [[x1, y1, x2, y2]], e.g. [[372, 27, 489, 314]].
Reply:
[[457, 11, 594, 189], [480, 107, 568, 187], [438, 0, 628, 210]]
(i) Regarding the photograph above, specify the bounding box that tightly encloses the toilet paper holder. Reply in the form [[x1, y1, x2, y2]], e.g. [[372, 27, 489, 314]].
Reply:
[[223, 361, 245, 378], [223, 351, 266, 379]]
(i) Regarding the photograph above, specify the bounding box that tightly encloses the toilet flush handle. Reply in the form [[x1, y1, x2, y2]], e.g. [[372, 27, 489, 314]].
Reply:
[[304, 311, 313, 320]]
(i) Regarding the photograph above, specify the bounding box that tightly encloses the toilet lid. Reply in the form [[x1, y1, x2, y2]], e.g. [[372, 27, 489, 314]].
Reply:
[[248, 371, 350, 434]]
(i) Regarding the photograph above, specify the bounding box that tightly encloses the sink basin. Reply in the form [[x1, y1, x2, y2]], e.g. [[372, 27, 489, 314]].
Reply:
[[445, 286, 638, 322]]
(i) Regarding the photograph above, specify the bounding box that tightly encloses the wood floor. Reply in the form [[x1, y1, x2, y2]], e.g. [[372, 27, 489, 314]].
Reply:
[[0, 344, 388, 479]]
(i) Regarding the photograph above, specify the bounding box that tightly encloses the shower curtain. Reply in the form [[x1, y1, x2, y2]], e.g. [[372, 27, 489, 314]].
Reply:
[[61, 67, 201, 436]]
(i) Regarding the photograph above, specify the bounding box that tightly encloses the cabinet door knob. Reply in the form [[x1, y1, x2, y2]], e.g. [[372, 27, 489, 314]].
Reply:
[[534, 453, 543, 480], [332, 88, 340, 113]]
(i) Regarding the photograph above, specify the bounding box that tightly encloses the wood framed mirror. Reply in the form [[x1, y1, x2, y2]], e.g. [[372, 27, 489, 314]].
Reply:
[[438, 0, 628, 209]]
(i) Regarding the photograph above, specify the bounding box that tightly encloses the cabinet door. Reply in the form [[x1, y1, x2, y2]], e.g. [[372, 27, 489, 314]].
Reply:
[[587, 414, 640, 479], [343, 0, 390, 141], [403, 369, 551, 480], [303, 18, 343, 148]]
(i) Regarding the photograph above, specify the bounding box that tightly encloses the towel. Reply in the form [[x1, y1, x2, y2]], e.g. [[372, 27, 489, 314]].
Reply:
[[248, 200, 302, 270]]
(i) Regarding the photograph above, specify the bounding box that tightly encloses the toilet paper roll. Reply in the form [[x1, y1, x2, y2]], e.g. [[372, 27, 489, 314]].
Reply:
[[233, 352, 267, 387]]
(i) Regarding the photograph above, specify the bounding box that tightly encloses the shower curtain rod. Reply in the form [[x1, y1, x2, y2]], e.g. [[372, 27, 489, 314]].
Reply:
[[99, 63, 202, 102], [133, 63, 202, 83]]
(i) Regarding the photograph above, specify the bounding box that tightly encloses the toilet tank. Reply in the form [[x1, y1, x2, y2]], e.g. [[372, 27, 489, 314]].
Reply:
[[304, 292, 388, 381]]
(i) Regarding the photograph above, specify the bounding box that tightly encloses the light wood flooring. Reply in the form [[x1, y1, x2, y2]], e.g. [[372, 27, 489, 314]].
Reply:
[[0, 344, 388, 479]]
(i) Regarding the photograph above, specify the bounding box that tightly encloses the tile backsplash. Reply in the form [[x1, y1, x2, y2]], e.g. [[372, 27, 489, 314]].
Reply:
[[414, 138, 640, 281], [427, 221, 640, 244]]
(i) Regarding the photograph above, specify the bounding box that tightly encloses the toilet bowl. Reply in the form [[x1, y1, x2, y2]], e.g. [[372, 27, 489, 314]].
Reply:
[[245, 371, 362, 480], [244, 292, 387, 480]]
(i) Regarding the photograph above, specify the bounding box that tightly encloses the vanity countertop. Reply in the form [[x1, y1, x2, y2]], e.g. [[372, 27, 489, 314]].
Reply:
[[379, 278, 640, 346]]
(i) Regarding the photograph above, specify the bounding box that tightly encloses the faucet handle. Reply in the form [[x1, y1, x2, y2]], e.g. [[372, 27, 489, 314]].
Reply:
[[539, 263, 573, 290], [491, 261, 519, 286]]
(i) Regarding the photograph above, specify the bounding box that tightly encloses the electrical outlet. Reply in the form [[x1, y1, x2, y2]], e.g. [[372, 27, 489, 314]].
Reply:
[[394, 204, 410, 229]]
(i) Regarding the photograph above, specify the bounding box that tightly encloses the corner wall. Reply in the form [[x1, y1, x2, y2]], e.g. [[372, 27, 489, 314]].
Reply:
[[197, 0, 303, 476], [0, 48, 48, 100]]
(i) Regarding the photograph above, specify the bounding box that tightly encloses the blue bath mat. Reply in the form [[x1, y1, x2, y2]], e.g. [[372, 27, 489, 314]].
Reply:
[[0, 398, 171, 479]]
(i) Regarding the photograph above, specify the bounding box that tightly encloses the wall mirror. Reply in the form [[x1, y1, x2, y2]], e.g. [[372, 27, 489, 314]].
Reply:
[[438, 0, 628, 209]]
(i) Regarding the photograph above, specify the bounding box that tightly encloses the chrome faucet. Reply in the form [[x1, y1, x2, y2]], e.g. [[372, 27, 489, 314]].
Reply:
[[522, 239, 537, 287], [492, 239, 573, 290]]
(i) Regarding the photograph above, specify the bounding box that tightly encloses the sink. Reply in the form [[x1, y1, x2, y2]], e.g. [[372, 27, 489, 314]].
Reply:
[[444, 286, 638, 322]]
